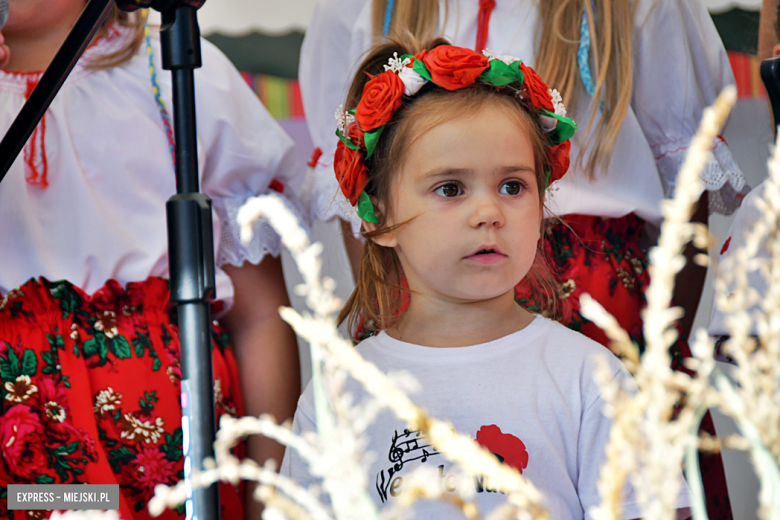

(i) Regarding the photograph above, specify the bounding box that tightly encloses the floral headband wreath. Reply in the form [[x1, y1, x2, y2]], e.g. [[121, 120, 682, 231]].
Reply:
[[334, 45, 577, 224]]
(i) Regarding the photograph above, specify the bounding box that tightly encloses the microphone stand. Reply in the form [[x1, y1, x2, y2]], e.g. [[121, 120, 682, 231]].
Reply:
[[0, 2, 220, 519], [761, 55, 780, 137]]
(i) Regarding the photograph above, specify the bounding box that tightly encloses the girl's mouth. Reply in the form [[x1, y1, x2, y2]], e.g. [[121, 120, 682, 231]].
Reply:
[[465, 247, 507, 265]]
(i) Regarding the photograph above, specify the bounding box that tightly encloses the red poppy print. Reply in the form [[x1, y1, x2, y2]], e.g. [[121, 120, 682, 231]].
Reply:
[[476, 424, 529, 474]]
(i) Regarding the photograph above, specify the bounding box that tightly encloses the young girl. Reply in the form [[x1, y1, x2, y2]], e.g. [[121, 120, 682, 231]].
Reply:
[[300, 1, 738, 515], [0, 3, 303, 519], [282, 40, 690, 519]]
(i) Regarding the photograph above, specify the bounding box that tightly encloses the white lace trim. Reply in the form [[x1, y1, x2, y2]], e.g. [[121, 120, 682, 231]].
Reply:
[[308, 162, 363, 235], [652, 136, 750, 216], [215, 190, 311, 268]]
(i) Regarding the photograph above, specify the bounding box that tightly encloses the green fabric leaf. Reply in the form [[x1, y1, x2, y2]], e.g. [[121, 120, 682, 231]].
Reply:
[[479, 60, 524, 87], [412, 58, 432, 82], [364, 125, 385, 159], [357, 191, 380, 224], [543, 170, 552, 192], [540, 109, 577, 144]]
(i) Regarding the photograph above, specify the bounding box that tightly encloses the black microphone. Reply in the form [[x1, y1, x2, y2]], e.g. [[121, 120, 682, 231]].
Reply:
[[0, 0, 9, 31]]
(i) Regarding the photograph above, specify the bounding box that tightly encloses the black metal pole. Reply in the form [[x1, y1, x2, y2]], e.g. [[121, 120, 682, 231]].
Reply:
[[160, 5, 219, 520], [0, 0, 115, 184], [761, 56, 780, 137]]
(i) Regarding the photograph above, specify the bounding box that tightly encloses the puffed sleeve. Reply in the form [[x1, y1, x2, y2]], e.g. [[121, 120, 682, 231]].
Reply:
[[193, 39, 309, 268], [632, 0, 749, 215], [299, 0, 372, 229]]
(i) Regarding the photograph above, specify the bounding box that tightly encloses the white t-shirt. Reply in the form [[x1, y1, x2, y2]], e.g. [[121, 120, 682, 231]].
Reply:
[[300, 0, 747, 233], [0, 25, 306, 309], [281, 316, 690, 519], [709, 180, 773, 337]]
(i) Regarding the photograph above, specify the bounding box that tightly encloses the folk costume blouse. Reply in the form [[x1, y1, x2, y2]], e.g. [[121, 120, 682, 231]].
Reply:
[[0, 25, 306, 306], [300, 0, 748, 234]]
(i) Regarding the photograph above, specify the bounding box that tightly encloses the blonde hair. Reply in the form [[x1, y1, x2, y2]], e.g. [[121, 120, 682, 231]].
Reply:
[[337, 36, 560, 340], [370, 0, 636, 178], [86, 7, 148, 70]]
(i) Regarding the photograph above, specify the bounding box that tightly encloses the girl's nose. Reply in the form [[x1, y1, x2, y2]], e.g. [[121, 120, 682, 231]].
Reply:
[[468, 195, 506, 229]]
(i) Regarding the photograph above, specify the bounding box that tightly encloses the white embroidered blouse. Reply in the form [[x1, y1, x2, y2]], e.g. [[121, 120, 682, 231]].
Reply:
[[0, 26, 306, 309], [299, 0, 748, 233]]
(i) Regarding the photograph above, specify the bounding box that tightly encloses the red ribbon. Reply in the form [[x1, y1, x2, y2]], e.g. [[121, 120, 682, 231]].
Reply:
[[475, 0, 496, 53]]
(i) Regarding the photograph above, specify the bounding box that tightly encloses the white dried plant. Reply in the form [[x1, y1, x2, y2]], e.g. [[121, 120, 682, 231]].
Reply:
[[581, 87, 737, 520], [703, 123, 780, 520], [148, 193, 551, 520]]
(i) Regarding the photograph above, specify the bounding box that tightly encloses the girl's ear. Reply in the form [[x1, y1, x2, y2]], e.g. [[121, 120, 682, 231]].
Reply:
[[363, 198, 399, 248]]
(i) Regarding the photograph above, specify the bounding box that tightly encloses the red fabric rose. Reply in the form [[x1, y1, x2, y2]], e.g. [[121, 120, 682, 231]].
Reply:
[[548, 140, 571, 184], [347, 123, 365, 148], [334, 141, 370, 206], [476, 424, 529, 474], [422, 45, 489, 91], [519, 63, 554, 112], [0, 405, 48, 480], [355, 70, 404, 131]]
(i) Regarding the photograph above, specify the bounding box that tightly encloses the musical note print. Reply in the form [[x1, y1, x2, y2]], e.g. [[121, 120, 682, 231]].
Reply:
[[376, 428, 440, 502]]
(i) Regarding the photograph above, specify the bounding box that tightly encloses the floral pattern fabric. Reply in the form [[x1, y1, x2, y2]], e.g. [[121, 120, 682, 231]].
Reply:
[[516, 213, 732, 520], [0, 277, 245, 520]]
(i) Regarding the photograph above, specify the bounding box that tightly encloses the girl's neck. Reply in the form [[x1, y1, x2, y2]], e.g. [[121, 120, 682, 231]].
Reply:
[[385, 291, 536, 348], [4, 23, 105, 73]]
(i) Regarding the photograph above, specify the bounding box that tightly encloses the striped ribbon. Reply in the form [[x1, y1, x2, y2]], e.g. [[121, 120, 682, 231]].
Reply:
[[145, 23, 176, 167]]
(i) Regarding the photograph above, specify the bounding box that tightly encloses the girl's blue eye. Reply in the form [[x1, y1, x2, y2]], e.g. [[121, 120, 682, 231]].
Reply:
[[500, 181, 524, 196], [434, 183, 462, 198]]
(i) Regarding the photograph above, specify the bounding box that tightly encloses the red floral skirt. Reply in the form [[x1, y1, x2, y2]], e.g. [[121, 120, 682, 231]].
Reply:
[[517, 213, 733, 520], [0, 277, 245, 520]]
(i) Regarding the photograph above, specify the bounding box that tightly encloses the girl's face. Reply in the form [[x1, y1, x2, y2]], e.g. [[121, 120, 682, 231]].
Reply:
[[373, 103, 542, 304], [4, 0, 86, 37]]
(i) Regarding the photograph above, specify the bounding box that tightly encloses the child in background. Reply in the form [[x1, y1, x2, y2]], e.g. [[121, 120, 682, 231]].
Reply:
[[282, 39, 690, 519], [0, 3, 303, 519], [709, 0, 780, 351]]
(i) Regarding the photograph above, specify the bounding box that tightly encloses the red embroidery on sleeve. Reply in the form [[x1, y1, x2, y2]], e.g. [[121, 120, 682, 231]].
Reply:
[[720, 236, 731, 256], [308, 147, 323, 168]]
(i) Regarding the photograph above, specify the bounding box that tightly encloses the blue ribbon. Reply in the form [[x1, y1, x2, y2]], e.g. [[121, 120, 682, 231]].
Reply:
[[577, 6, 596, 97], [383, 0, 395, 37]]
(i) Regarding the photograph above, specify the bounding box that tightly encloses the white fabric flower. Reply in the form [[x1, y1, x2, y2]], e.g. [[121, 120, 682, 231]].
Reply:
[[398, 66, 427, 96], [539, 114, 558, 133], [482, 48, 521, 66], [549, 89, 567, 117]]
